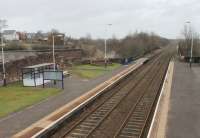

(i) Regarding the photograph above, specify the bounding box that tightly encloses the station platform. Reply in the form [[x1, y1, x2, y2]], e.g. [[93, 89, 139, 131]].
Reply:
[[166, 61, 200, 138], [0, 60, 143, 138]]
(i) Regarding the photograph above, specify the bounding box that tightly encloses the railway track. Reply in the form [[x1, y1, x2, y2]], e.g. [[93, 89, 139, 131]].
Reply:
[[48, 51, 171, 138], [114, 56, 168, 138]]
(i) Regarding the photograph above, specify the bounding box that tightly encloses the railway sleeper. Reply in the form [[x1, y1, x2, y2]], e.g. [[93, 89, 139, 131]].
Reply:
[[88, 116, 102, 120], [81, 122, 96, 126], [79, 125, 93, 130], [127, 124, 143, 128], [120, 130, 140, 136], [69, 132, 87, 137], [74, 128, 89, 133]]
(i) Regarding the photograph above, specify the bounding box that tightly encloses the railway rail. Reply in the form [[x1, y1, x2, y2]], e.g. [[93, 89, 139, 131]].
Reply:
[[37, 50, 172, 138]]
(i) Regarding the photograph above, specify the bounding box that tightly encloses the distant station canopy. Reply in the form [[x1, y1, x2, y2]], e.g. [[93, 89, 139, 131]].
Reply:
[[22, 63, 64, 88]]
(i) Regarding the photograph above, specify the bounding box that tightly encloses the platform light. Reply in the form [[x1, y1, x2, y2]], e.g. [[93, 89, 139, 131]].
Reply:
[[185, 21, 193, 68], [104, 24, 112, 68], [52, 33, 65, 72]]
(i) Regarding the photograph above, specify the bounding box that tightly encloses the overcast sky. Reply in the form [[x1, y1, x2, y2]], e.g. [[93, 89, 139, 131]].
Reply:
[[0, 0, 200, 39]]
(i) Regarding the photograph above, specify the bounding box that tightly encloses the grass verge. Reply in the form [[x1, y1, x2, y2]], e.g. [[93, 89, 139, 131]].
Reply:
[[71, 63, 121, 79], [0, 82, 61, 118]]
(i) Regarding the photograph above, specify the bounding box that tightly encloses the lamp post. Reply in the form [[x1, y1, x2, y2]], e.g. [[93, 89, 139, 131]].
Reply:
[[104, 24, 112, 68], [52, 35, 56, 71], [0, 19, 7, 86], [63, 33, 65, 46], [186, 21, 193, 68], [52, 33, 65, 71]]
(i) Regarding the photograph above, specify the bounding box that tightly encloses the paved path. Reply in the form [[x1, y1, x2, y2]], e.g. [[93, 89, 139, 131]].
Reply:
[[0, 63, 133, 138], [166, 61, 200, 138]]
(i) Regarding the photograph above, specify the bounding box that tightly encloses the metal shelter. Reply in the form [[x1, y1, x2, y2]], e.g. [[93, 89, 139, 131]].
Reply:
[[21, 63, 64, 88]]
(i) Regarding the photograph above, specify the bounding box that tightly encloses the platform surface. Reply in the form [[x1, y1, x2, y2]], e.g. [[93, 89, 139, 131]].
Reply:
[[0, 62, 139, 138], [166, 61, 200, 138]]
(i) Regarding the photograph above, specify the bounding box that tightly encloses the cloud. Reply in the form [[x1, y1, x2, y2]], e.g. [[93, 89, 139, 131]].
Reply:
[[0, 0, 200, 38]]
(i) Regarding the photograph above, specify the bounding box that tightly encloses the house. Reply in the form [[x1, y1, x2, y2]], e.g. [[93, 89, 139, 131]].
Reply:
[[27, 32, 51, 43], [26, 33, 36, 39], [26, 33, 36, 42], [42, 33, 49, 41], [17, 32, 27, 41], [47, 33, 65, 45], [3, 30, 19, 41]]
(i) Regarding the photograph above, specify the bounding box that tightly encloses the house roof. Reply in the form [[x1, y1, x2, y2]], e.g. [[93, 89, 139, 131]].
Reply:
[[23, 63, 55, 69]]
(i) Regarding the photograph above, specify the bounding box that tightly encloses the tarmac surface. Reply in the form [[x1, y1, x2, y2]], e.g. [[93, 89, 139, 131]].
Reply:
[[0, 63, 132, 138], [166, 61, 200, 138]]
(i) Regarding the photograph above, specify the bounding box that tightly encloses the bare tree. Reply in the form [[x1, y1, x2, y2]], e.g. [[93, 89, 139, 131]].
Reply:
[[180, 24, 200, 57]]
